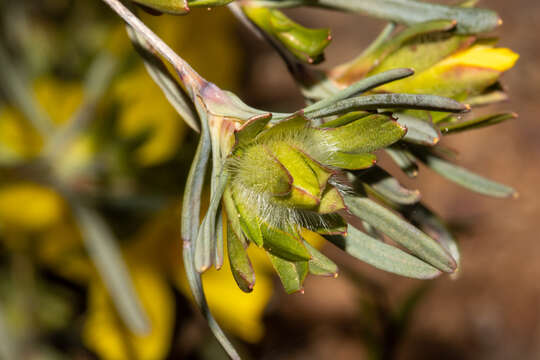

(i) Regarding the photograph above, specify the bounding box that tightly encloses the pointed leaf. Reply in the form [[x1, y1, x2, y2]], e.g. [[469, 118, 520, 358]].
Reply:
[[386, 147, 419, 178], [359, 166, 421, 205], [318, 187, 346, 214], [344, 196, 456, 273], [126, 26, 199, 132], [395, 113, 441, 145], [304, 68, 414, 113], [419, 152, 516, 198], [440, 112, 516, 134], [326, 226, 442, 279], [306, 94, 468, 119], [406, 204, 460, 268], [303, 241, 338, 277]]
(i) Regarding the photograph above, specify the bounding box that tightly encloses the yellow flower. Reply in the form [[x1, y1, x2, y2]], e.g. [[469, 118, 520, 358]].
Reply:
[[0, 183, 64, 231], [374, 45, 519, 98], [83, 265, 175, 360]]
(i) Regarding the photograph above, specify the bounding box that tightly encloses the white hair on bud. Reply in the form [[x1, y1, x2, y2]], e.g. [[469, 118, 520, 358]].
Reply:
[[226, 120, 348, 231]]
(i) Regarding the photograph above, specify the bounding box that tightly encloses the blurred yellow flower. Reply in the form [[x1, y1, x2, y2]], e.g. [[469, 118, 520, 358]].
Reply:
[[83, 265, 175, 360], [0, 183, 64, 231], [114, 66, 187, 166]]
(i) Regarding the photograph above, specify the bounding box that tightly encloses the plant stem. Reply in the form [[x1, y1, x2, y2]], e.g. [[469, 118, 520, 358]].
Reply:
[[100, 0, 206, 98]]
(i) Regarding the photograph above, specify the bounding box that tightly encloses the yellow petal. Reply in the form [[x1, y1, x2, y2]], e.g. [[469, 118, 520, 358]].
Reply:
[[83, 266, 175, 360], [437, 45, 519, 72], [0, 107, 42, 162], [0, 183, 64, 230], [37, 221, 93, 284], [114, 67, 186, 166]]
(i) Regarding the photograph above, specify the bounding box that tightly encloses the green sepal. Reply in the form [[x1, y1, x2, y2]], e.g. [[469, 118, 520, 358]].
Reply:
[[222, 187, 248, 247], [234, 113, 272, 147], [323, 113, 406, 154], [318, 187, 346, 214], [260, 223, 311, 262], [268, 143, 325, 209], [325, 152, 377, 170], [256, 113, 308, 142], [303, 241, 338, 277], [320, 111, 372, 129], [267, 253, 309, 294], [227, 222, 256, 293], [311, 214, 348, 236], [232, 190, 264, 247]]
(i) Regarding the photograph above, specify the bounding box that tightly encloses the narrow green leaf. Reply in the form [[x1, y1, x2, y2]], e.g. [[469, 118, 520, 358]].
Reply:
[[406, 204, 460, 268], [344, 196, 456, 273], [181, 109, 241, 360], [195, 171, 229, 272], [326, 226, 442, 279], [126, 26, 200, 132], [419, 152, 516, 198], [303, 241, 338, 277], [306, 94, 468, 119], [395, 113, 441, 145], [227, 223, 256, 293], [440, 112, 516, 134], [466, 90, 508, 106], [214, 208, 224, 270], [267, 253, 309, 294], [358, 166, 421, 205], [304, 68, 414, 113], [385, 147, 419, 178]]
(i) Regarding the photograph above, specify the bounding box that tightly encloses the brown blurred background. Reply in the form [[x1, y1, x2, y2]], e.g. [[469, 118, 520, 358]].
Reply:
[[233, 1, 540, 359]]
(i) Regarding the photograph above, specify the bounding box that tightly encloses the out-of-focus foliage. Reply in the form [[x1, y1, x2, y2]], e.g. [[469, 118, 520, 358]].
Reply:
[[0, 2, 276, 359]]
